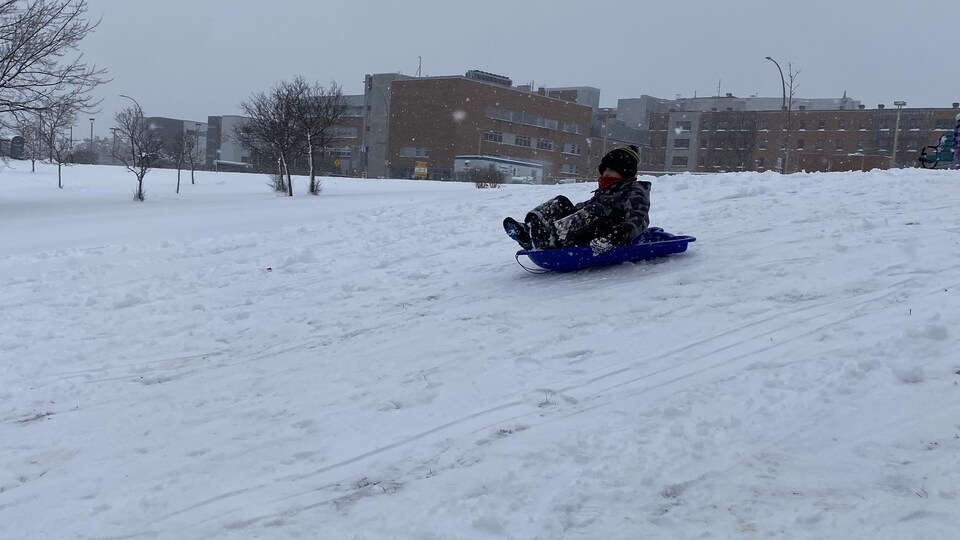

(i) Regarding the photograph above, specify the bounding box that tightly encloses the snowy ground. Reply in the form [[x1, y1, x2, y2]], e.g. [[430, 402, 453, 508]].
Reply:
[[1, 161, 958, 540]]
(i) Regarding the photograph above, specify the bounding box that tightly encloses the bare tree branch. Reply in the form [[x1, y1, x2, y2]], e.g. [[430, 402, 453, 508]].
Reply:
[[0, 0, 108, 115]]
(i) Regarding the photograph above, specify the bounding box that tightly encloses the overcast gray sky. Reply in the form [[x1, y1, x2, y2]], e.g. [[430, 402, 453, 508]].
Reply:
[[81, 0, 959, 136]]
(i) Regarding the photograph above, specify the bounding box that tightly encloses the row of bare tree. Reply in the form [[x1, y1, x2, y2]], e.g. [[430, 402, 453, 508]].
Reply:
[[108, 75, 350, 201], [2, 1, 350, 201]]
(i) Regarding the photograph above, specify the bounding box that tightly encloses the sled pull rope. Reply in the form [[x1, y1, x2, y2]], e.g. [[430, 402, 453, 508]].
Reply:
[[515, 252, 549, 274]]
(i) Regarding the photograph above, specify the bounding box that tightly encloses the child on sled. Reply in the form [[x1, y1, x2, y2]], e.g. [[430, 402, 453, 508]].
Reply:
[[504, 145, 651, 253]]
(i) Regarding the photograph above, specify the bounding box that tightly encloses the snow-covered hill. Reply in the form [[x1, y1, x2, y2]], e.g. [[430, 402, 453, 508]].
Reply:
[[2, 162, 958, 539]]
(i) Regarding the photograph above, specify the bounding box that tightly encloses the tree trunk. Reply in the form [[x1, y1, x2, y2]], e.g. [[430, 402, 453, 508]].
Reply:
[[137, 176, 145, 201], [58, 162, 63, 188], [281, 154, 293, 197], [176, 168, 181, 194], [190, 164, 195, 185], [308, 134, 317, 195]]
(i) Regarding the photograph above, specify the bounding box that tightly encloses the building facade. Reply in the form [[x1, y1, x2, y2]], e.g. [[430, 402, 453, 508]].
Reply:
[[363, 72, 597, 181], [144, 117, 208, 169], [650, 104, 960, 173]]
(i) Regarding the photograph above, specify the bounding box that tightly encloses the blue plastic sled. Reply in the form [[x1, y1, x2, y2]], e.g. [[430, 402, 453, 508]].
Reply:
[[515, 227, 696, 273]]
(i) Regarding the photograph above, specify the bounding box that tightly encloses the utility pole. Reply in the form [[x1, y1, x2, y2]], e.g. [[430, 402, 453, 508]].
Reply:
[[890, 101, 906, 168], [765, 56, 789, 173]]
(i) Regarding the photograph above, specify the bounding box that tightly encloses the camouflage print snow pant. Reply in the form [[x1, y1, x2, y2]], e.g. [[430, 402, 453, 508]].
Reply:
[[525, 196, 616, 249]]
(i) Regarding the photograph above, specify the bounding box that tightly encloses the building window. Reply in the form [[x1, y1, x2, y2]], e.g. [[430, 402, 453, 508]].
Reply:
[[673, 138, 690, 149], [818, 119, 826, 130], [815, 139, 824, 151], [675, 120, 692, 132], [562, 143, 581, 155], [760, 120, 769, 131], [484, 131, 503, 143], [779, 139, 786, 150], [399, 146, 430, 157], [759, 139, 768, 150], [559, 163, 579, 174], [859, 120, 867, 130], [536, 138, 553, 151], [856, 139, 864, 150], [838, 119, 846, 130], [330, 127, 358, 138], [798, 120, 806, 130], [796, 139, 805, 150], [835, 139, 844, 151], [487, 106, 558, 130], [756, 157, 765, 168], [562, 121, 582, 134], [514, 135, 531, 147], [907, 140, 917, 150], [671, 156, 688, 167]]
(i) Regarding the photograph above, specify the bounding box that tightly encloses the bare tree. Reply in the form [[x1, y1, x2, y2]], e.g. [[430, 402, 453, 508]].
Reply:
[[290, 76, 349, 195], [38, 95, 79, 161], [185, 126, 203, 185], [170, 131, 187, 194], [781, 62, 800, 173], [0, 0, 108, 115], [14, 111, 42, 171], [49, 128, 71, 187], [238, 81, 305, 197], [112, 101, 163, 201]]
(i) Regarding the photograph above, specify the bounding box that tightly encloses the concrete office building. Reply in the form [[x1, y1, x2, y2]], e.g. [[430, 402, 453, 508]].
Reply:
[[144, 117, 207, 168], [205, 115, 253, 171]]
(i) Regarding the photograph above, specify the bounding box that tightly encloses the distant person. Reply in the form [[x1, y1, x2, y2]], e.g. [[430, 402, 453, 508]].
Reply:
[[954, 113, 960, 170], [503, 145, 651, 253]]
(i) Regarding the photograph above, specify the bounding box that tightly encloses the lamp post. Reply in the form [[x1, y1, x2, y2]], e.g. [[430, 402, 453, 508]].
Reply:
[[89, 117, 95, 150], [890, 100, 906, 168], [110, 127, 118, 163], [765, 56, 790, 173]]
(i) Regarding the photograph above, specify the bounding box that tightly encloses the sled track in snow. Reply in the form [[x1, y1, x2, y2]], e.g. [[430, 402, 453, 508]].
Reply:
[[153, 274, 955, 531]]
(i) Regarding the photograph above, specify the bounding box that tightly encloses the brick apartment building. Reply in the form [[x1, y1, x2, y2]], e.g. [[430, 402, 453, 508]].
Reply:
[[649, 103, 960, 174], [363, 71, 596, 180]]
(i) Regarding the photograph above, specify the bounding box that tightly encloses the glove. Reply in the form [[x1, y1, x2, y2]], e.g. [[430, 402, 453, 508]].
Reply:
[[607, 223, 635, 245], [589, 237, 614, 255]]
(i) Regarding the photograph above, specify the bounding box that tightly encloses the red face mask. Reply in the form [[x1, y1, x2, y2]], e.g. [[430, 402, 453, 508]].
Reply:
[[598, 175, 635, 190]]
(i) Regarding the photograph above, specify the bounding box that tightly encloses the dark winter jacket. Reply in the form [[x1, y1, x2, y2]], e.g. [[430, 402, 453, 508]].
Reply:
[[552, 178, 651, 247], [583, 179, 652, 241]]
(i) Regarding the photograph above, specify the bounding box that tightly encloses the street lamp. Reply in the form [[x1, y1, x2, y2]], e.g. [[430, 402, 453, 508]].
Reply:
[[119, 94, 143, 115], [765, 56, 790, 173], [890, 100, 906, 168], [89, 117, 95, 149]]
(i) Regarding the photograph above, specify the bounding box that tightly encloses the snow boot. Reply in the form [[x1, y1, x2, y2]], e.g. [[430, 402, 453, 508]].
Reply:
[[503, 217, 533, 250]]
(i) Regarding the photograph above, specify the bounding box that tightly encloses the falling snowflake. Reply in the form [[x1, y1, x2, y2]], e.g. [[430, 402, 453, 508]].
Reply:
[[452, 110, 467, 123]]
